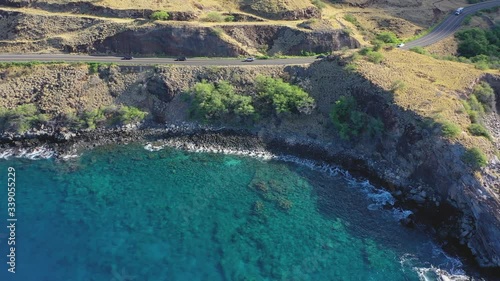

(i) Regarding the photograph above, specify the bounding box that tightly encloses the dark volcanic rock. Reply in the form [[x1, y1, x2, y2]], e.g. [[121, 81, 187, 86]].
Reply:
[[146, 75, 175, 103], [92, 25, 246, 57], [242, 5, 321, 20]]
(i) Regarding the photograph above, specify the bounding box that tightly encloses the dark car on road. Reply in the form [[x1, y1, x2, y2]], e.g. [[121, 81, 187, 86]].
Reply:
[[243, 57, 255, 62], [175, 56, 187, 61], [121, 56, 133, 60]]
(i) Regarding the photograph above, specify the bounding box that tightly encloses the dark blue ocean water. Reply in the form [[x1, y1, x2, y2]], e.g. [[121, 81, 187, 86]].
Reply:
[[0, 144, 469, 281]]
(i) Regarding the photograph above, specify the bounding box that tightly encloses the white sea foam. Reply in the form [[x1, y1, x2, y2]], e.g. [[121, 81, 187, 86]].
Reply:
[[414, 266, 470, 281], [144, 143, 165, 152], [0, 146, 55, 160], [392, 208, 414, 220], [279, 155, 416, 222], [400, 244, 471, 281]]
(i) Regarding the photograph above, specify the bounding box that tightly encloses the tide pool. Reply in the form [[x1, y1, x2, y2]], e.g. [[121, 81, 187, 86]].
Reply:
[[0, 144, 470, 281]]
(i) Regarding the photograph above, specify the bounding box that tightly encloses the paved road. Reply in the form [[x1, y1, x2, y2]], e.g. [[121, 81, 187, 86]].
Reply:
[[403, 0, 500, 49], [0, 54, 317, 66]]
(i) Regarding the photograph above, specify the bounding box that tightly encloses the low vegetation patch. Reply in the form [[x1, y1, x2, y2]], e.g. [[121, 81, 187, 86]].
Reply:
[[460, 82, 495, 141], [472, 82, 495, 112], [311, 0, 326, 10], [409, 47, 428, 55], [344, 14, 360, 27], [0, 61, 65, 69], [0, 104, 48, 133], [468, 124, 492, 140], [440, 121, 461, 138], [330, 96, 384, 140], [390, 80, 406, 92], [202, 12, 226, 22], [64, 105, 147, 130], [150, 11, 170, 21], [358, 47, 384, 64], [462, 147, 488, 169], [376, 31, 399, 44]]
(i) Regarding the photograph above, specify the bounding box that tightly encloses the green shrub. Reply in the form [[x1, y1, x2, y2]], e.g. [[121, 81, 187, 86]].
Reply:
[[372, 40, 385, 51], [330, 96, 384, 140], [88, 62, 100, 74], [311, 0, 326, 9], [0, 104, 49, 133], [468, 95, 485, 114], [344, 14, 360, 26], [376, 31, 399, 44], [300, 50, 317, 56], [224, 15, 235, 22], [472, 82, 495, 112], [463, 15, 473, 25], [73, 105, 147, 129], [468, 123, 491, 140], [118, 106, 148, 124], [462, 147, 488, 169], [358, 47, 372, 55], [210, 27, 224, 36], [82, 108, 106, 130], [345, 63, 358, 72], [409, 46, 428, 55], [189, 77, 314, 120], [390, 80, 406, 92], [441, 121, 461, 138], [150, 10, 169, 20], [203, 12, 225, 22], [255, 76, 315, 114], [366, 51, 384, 64], [190, 80, 256, 120]]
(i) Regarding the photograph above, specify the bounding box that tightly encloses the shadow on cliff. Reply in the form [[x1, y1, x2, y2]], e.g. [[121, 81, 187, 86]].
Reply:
[[262, 58, 500, 275]]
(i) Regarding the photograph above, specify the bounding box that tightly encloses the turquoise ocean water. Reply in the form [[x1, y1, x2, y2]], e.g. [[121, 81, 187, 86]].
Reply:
[[0, 144, 471, 281]]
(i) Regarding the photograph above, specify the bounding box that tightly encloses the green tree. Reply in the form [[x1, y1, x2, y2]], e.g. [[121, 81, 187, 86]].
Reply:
[[255, 76, 314, 115]]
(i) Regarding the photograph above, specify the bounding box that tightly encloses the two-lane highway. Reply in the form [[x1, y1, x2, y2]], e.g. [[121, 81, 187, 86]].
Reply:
[[1, 0, 499, 63], [0, 54, 317, 66], [403, 0, 500, 49]]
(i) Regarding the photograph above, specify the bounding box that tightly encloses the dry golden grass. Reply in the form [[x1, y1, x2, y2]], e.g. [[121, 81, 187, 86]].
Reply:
[[35, 0, 314, 13], [0, 6, 134, 22], [354, 49, 495, 153]]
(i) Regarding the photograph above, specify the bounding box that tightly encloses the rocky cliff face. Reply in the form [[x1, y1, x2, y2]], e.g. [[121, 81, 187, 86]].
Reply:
[[90, 25, 246, 57], [0, 62, 499, 269], [0, 9, 359, 56], [221, 25, 360, 55]]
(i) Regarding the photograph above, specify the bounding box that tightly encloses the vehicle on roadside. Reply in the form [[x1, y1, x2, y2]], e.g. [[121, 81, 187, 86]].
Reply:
[[121, 56, 133, 60], [316, 54, 326, 59], [455, 7, 464, 15], [397, 43, 405, 48], [243, 57, 254, 62], [175, 56, 187, 61]]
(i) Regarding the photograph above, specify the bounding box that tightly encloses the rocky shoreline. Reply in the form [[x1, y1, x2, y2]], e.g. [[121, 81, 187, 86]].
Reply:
[[1, 122, 499, 278]]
